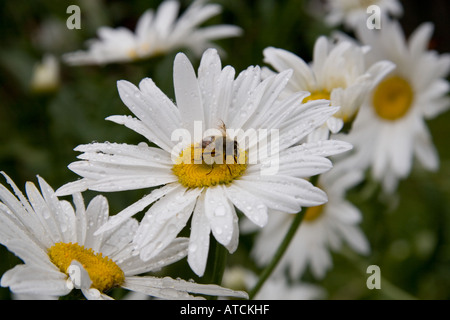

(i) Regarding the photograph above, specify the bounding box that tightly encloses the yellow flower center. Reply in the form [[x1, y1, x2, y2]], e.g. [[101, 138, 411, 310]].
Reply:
[[48, 242, 125, 293], [304, 90, 357, 123], [372, 76, 414, 121], [303, 204, 324, 222], [303, 90, 331, 103], [127, 43, 151, 60], [172, 143, 247, 189]]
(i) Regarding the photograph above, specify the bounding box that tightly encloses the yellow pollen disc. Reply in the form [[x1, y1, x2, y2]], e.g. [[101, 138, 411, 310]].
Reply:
[[303, 90, 331, 103], [127, 43, 151, 60], [172, 144, 247, 189], [304, 90, 357, 123], [303, 204, 325, 222], [48, 242, 125, 293], [372, 76, 414, 121], [127, 49, 138, 60]]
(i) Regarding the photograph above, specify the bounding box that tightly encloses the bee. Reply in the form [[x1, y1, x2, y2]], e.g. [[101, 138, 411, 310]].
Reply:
[[201, 120, 241, 174]]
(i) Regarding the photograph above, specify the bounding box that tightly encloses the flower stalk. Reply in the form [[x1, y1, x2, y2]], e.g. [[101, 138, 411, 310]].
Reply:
[[248, 209, 306, 299]]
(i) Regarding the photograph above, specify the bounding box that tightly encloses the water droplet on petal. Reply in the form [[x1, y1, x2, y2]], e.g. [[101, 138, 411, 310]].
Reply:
[[214, 206, 226, 217]]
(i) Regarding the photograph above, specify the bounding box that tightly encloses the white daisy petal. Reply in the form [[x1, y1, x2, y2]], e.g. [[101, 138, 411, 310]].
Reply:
[[74, 142, 173, 169], [135, 9, 154, 40], [122, 276, 248, 300], [25, 181, 63, 244], [198, 47, 223, 122], [0, 182, 51, 247], [333, 223, 371, 255], [187, 192, 211, 277], [81, 288, 113, 300], [138, 77, 181, 126], [116, 80, 177, 151], [204, 186, 234, 247], [153, 0, 180, 37], [68, 261, 92, 290], [1, 239, 55, 270], [242, 69, 293, 130], [1, 265, 69, 297], [173, 52, 204, 137], [121, 238, 188, 276], [228, 66, 262, 127], [135, 187, 201, 261], [122, 276, 200, 300], [414, 124, 439, 171], [37, 176, 76, 243], [55, 179, 90, 197], [209, 66, 236, 126], [82, 195, 109, 252], [106, 115, 174, 153], [409, 22, 434, 60], [239, 175, 328, 211], [67, 162, 177, 192], [263, 46, 316, 91], [279, 103, 340, 150], [225, 184, 268, 227], [94, 183, 179, 235]]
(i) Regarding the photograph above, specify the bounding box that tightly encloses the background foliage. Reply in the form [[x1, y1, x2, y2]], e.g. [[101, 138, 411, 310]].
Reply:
[[0, 0, 449, 300]]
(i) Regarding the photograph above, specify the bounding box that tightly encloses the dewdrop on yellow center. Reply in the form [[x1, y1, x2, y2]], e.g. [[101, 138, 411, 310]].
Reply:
[[172, 143, 247, 189], [372, 75, 414, 121], [48, 242, 124, 292]]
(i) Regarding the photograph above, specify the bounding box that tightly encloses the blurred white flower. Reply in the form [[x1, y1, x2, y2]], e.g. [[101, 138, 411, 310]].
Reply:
[[340, 20, 450, 193], [222, 266, 326, 300], [30, 54, 60, 93], [250, 168, 370, 279], [263, 37, 394, 141], [0, 172, 248, 300], [323, 0, 403, 30], [56, 48, 353, 277], [62, 0, 242, 65]]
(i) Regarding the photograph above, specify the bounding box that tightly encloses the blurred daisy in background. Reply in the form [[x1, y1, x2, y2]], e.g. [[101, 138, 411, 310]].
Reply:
[[263, 37, 394, 141], [62, 0, 242, 66], [0, 172, 248, 300], [323, 0, 403, 30], [56, 48, 353, 277], [249, 168, 369, 279], [30, 54, 60, 94], [222, 266, 326, 300], [340, 20, 450, 193]]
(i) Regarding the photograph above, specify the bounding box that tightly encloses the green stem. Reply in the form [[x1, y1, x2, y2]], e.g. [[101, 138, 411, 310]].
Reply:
[[204, 238, 228, 300], [210, 239, 228, 286], [248, 210, 306, 299]]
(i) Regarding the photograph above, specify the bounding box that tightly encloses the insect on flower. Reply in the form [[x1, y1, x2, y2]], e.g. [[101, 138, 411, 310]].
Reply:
[[200, 120, 243, 174]]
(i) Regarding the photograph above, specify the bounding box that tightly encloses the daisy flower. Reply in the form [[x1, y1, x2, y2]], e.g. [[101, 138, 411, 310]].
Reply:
[[250, 168, 370, 279], [56, 48, 353, 277], [0, 172, 248, 300], [62, 0, 242, 65], [340, 20, 450, 193], [263, 36, 394, 141], [323, 0, 403, 30], [222, 266, 326, 300], [30, 54, 60, 94]]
